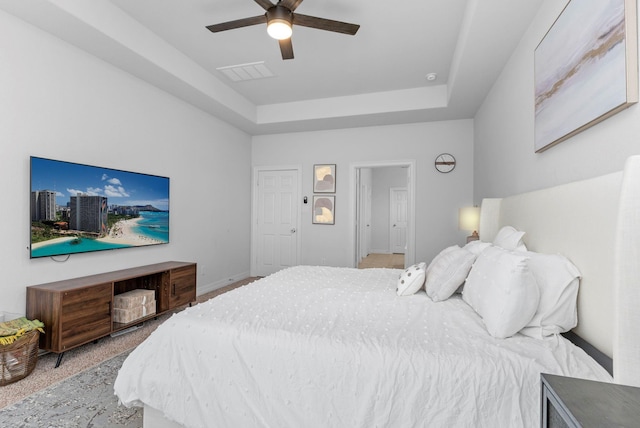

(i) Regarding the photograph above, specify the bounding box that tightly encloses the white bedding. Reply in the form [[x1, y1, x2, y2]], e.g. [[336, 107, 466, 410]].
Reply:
[[114, 266, 612, 428]]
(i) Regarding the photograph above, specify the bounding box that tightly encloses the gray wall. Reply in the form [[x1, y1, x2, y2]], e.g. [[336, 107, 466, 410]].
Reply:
[[252, 120, 475, 268], [1, 10, 252, 315], [474, 0, 640, 200]]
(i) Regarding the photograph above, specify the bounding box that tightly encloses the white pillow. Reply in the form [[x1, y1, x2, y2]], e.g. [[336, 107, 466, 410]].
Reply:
[[518, 252, 581, 338], [396, 262, 427, 296], [463, 246, 539, 338], [425, 247, 476, 302], [463, 240, 492, 256], [493, 226, 527, 251], [426, 245, 460, 277]]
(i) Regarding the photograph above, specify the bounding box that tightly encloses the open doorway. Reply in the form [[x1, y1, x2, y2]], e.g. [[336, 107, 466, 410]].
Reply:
[[350, 160, 416, 269]]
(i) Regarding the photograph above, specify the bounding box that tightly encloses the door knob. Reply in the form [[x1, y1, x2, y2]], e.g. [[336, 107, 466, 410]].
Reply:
[[291, 228, 297, 233]]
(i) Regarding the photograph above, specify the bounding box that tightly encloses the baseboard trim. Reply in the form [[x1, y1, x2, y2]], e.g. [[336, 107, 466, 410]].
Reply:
[[197, 271, 251, 296]]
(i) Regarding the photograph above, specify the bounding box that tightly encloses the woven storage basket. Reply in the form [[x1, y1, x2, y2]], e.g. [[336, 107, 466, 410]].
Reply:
[[0, 329, 39, 386]]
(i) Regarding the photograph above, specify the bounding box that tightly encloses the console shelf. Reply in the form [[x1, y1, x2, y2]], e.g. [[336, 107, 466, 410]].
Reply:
[[26, 261, 196, 366]]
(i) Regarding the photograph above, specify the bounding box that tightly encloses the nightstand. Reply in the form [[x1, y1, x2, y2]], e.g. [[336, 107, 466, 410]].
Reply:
[[541, 373, 640, 427]]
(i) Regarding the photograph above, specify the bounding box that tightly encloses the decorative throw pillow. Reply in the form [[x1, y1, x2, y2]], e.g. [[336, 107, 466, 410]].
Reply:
[[396, 262, 427, 296], [426, 245, 460, 277], [493, 226, 527, 251], [425, 247, 476, 302], [463, 246, 539, 338], [518, 252, 581, 338]]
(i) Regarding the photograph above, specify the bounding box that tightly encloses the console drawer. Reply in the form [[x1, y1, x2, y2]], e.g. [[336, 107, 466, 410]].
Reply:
[[60, 283, 112, 350], [169, 265, 196, 308]]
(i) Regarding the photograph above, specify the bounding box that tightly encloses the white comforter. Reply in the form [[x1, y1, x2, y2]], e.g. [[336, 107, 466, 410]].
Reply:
[[114, 266, 611, 428]]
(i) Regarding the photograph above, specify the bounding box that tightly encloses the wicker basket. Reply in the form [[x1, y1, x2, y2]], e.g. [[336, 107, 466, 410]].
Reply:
[[0, 329, 40, 386]]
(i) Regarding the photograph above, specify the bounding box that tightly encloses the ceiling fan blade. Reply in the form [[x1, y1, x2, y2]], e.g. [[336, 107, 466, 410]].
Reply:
[[254, 0, 275, 11], [293, 13, 360, 35], [279, 38, 294, 60], [280, 0, 304, 12], [206, 15, 267, 33]]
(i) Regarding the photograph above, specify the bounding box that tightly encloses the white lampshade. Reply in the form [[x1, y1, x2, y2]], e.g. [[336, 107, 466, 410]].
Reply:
[[267, 20, 292, 40], [458, 206, 480, 232]]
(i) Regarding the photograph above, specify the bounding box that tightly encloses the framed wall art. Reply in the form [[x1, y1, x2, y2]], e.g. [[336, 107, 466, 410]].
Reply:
[[534, 0, 638, 152], [313, 164, 336, 193], [312, 195, 335, 225]]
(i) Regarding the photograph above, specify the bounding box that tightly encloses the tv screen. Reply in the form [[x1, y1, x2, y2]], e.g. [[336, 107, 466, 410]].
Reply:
[[30, 156, 169, 259]]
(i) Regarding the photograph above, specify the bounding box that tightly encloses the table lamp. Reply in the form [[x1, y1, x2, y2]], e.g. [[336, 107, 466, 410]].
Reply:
[[459, 206, 480, 243]]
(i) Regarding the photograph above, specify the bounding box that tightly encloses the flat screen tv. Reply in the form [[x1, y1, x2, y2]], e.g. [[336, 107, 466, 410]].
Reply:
[[30, 156, 169, 259]]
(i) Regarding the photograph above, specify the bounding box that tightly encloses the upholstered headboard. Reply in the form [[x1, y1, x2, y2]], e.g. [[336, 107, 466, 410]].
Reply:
[[478, 156, 640, 387]]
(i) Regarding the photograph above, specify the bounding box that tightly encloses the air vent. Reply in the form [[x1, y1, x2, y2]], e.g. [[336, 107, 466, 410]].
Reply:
[[217, 62, 275, 82]]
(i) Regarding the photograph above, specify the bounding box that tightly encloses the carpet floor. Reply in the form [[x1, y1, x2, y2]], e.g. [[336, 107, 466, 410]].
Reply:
[[0, 277, 258, 426], [0, 350, 140, 428]]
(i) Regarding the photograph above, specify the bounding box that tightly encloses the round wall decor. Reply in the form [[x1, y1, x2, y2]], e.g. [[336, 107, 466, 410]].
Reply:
[[435, 153, 456, 173]]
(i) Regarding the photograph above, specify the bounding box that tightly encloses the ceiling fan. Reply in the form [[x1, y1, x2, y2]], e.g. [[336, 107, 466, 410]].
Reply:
[[206, 0, 360, 60]]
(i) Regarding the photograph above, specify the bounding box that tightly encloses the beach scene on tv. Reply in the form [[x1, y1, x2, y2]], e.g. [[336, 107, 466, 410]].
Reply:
[[30, 157, 169, 258]]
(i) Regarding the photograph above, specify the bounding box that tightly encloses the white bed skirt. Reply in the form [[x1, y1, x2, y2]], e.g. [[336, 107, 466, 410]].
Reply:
[[144, 404, 183, 428]]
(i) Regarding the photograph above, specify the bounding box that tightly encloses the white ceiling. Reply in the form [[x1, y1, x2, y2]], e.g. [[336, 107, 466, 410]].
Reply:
[[0, 0, 543, 135]]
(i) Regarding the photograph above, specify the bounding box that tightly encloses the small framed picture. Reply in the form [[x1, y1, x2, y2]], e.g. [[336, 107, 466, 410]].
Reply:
[[313, 164, 336, 193], [312, 195, 335, 225]]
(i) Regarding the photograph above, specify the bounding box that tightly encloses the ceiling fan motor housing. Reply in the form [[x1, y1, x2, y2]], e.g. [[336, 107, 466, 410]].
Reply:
[[267, 5, 293, 26]]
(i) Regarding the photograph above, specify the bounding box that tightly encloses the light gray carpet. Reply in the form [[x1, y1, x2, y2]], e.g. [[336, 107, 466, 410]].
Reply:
[[0, 350, 141, 428]]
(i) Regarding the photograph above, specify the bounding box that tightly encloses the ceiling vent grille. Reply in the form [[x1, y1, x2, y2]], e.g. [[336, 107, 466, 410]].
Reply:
[[217, 62, 275, 82]]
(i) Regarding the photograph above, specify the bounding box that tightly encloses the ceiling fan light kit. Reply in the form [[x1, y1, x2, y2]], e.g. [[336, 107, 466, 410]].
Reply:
[[206, 0, 360, 60], [267, 6, 293, 40]]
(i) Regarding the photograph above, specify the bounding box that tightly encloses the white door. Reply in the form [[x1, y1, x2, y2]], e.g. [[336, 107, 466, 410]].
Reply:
[[390, 187, 407, 254], [255, 169, 299, 276]]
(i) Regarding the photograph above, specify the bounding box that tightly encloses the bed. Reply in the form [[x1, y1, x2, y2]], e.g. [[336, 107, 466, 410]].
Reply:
[[114, 156, 640, 427]]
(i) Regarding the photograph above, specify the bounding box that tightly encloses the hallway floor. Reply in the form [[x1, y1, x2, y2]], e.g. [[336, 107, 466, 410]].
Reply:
[[358, 253, 405, 269]]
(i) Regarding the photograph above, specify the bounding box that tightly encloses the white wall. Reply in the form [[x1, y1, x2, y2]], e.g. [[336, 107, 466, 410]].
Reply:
[[371, 167, 407, 253], [252, 120, 474, 267], [474, 0, 640, 200], [0, 11, 252, 315]]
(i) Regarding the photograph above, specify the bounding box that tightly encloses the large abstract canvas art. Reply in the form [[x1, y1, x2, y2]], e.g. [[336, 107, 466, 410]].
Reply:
[[534, 0, 637, 152]]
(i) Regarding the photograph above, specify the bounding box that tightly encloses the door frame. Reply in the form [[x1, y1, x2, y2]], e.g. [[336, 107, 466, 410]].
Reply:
[[350, 160, 416, 268], [250, 165, 302, 277]]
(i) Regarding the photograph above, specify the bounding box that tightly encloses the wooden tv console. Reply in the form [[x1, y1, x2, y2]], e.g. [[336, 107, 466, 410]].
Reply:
[[26, 261, 196, 367]]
